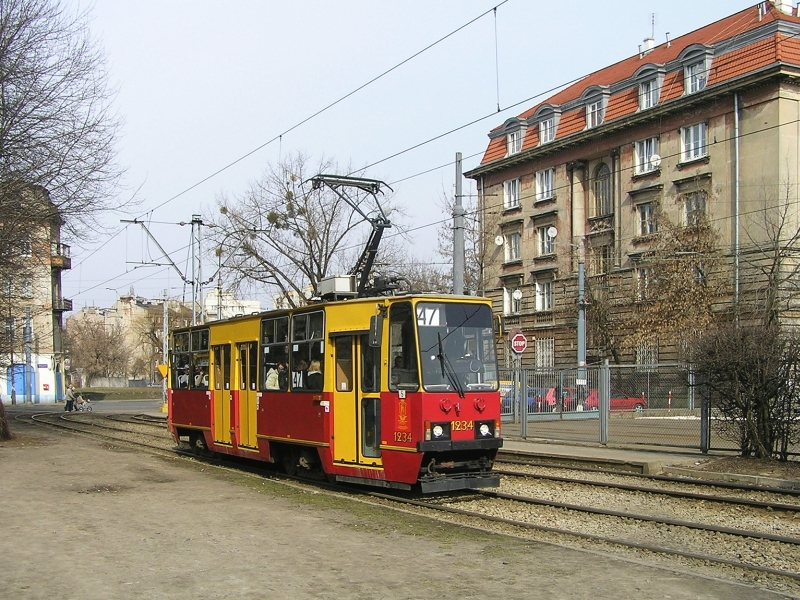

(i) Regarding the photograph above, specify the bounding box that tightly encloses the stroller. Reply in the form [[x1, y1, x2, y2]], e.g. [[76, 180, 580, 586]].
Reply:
[[74, 393, 92, 412]]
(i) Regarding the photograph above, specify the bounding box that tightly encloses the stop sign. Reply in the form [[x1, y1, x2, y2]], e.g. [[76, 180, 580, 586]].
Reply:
[[510, 332, 527, 354]]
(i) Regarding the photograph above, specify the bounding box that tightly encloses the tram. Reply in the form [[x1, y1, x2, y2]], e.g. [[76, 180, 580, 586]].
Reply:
[[167, 293, 502, 492]]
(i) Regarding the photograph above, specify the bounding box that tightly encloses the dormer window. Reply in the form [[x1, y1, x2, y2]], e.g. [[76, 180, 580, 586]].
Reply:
[[639, 80, 659, 110], [634, 64, 665, 111], [680, 45, 713, 96], [539, 117, 555, 144], [586, 100, 603, 128], [582, 86, 610, 130], [506, 130, 522, 155], [686, 61, 707, 93]]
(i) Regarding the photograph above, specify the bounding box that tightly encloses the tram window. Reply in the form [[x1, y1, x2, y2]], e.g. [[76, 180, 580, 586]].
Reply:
[[191, 329, 209, 352], [261, 316, 288, 345], [261, 345, 288, 391], [248, 343, 258, 390], [192, 353, 209, 390], [172, 352, 191, 389], [361, 398, 381, 458], [239, 345, 247, 390], [292, 314, 308, 341], [335, 337, 352, 392], [290, 311, 325, 391], [173, 332, 190, 353], [213, 347, 223, 390], [360, 335, 380, 393], [221, 345, 231, 390], [388, 302, 419, 392]]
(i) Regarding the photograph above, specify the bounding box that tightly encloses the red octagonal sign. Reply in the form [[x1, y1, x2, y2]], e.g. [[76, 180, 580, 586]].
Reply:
[[511, 332, 527, 354]]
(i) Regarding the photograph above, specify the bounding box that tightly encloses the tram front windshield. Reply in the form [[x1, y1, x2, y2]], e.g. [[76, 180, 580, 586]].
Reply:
[[416, 302, 498, 393]]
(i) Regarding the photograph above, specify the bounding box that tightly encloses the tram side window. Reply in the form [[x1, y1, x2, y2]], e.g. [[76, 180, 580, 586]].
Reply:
[[212, 345, 231, 391], [192, 353, 209, 389], [360, 334, 380, 393], [171, 331, 191, 389], [389, 302, 419, 391], [291, 311, 325, 391], [261, 316, 288, 391], [361, 398, 381, 458], [335, 337, 352, 392]]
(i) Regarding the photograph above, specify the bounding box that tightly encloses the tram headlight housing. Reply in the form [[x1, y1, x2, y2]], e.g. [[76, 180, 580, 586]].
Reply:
[[426, 421, 451, 441], [475, 420, 496, 438]]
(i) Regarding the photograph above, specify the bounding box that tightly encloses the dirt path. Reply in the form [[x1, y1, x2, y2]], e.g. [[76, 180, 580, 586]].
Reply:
[[0, 423, 789, 600]]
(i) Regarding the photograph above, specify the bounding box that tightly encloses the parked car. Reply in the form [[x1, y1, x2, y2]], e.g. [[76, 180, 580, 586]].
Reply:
[[503, 387, 557, 413], [584, 388, 647, 412]]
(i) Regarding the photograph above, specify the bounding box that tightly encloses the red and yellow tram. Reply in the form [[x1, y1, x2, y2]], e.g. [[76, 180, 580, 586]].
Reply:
[[167, 294, 502, 492]]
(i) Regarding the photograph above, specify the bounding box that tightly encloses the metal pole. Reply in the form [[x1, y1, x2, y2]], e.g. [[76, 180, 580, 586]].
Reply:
[[7, 313, 15, 405], [24, 307, 32, 403], [577, 248, 587, 408], [162, 290, 168, 408], [453, 152, 465, 295]]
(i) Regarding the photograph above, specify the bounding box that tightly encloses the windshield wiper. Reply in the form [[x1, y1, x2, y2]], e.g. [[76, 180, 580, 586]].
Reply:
[[437, 333, 465, 398]]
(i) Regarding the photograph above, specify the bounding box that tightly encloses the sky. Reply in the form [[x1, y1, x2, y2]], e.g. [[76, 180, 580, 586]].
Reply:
[[63, 0, 756, 311]]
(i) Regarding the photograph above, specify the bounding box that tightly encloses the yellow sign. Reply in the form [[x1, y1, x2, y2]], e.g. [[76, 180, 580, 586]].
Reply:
[[157, 363, 168, 378]]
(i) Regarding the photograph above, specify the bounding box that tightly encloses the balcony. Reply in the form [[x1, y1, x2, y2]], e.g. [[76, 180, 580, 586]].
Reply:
[[51, 242, 72, 270], [53, 298, 73, 312]]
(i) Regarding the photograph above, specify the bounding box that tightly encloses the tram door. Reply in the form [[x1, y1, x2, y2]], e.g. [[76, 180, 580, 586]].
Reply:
[[237, 342, 258, 449], [212, 344, 231, 444], [331, 335, 382, 466]]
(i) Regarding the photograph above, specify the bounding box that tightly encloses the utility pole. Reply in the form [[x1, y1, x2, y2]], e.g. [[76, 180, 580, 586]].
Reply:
[[162, 289, 168, 408], [453, 152, 465, 295], [6, 313, 15, 405], [24, 307, 32, 403], [191, 214, 203, 325]]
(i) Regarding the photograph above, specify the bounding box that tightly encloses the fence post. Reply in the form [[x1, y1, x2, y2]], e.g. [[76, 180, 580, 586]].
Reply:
[[599, 360, 610, 444], [520, 365, 528, 439], [699, 371, 710, 453]]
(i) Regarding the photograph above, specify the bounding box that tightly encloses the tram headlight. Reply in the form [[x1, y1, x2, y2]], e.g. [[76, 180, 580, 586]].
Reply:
[[427, 422, 451, 441], [475, 420, 495, 438], [433, 424, 444, 438]]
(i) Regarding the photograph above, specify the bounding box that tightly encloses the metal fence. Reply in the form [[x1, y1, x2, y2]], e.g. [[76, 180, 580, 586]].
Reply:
[[499, 363, 738, 452]]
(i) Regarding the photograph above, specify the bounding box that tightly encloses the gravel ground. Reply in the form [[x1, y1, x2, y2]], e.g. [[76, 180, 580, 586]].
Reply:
[[2, 420, 795, 599]]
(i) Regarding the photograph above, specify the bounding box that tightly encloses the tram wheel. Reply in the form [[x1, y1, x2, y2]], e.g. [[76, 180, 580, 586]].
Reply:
[[281, 446, 299, 476], [191, 432, 208, 456]]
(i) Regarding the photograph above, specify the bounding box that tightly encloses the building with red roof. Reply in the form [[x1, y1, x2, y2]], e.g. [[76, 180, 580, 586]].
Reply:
[[465, 1, 800, 366]]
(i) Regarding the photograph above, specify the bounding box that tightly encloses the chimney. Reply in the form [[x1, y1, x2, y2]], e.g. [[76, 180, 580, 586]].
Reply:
[[772, 0, 794, 15], [643, 37, 655, 53]]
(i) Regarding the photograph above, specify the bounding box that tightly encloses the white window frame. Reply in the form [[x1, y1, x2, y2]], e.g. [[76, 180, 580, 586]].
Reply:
[[536, 338, 555, 368], [639, 79, 659, 110], [636, 267, 653, 301], [637, 202, 657, 236], [586, 99, 603, 128], [636, 342, 658, 372], [503, 179, 520, 210], [535, 280, 553, 311], [635, 137, 659, 174], [503, 287, 521, 315], [685, 61, 707, 94], [504, 232, 521, 263], [684, 191, 707, 226], [539, 117, 555, 144], [681, 122, 707, 162], [506, 130, 522, 155], [20, 277, 33, 298], [536, 227, 554, 256], [535, 168, 554, 202]]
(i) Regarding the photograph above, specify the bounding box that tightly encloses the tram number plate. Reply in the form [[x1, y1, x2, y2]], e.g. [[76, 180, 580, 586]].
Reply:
[[452, 421, 474, 431], [394, 431, 413, 442]]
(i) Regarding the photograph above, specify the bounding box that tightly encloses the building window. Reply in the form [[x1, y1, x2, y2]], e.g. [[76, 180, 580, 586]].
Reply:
[[535, 168, 554, 202], [504, 232, 521, 262], [636, 267, 654, 300], [590, 245, 612, 275], [536, 227, 554, 256], [636, 342, 658, 372], [586, 99, 603, 128], [20, 277, 33, 298], [685, 61, 707, 94], [594, 163, 612, 217], [535, 280, 553, 311], [637, 202, 657, 236], [20, 235, 31, 257], [536, 337, 555, 368], [635, 137, 659, 174], [503, 287, 521, 315], [684, 191, 707, 226], [681, 122, 707, 162], [506, 130, 522, 155], [639, 79, 659, 110], [503, 179, 520, 209], [539, 117, 555, 144]]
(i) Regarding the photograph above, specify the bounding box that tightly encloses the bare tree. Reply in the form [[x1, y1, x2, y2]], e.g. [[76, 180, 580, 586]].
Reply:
[[64, 318, 130, 384], [625, 211, 727, 359], [210, 152, 403, 307]]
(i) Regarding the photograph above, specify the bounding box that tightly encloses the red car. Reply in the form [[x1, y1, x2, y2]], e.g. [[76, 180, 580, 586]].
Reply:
[[584, 389, 647, 412]]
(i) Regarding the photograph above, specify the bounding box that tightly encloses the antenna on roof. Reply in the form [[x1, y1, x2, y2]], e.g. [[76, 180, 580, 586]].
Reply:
[[642, 12, 656, 56], [666, 32, 670, 47]]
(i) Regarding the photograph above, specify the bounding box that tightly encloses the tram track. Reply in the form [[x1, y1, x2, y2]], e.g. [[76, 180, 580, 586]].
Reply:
[[16, 411, 800, 595]]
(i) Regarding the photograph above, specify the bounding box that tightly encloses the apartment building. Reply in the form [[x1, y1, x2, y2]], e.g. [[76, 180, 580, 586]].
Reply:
[[465, 1, 800, 367]]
